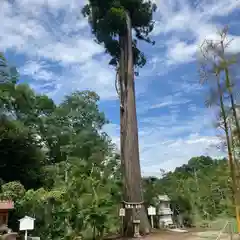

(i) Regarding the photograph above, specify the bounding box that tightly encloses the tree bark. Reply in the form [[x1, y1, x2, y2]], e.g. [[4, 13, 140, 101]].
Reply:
[[118, 11, 150, 236]]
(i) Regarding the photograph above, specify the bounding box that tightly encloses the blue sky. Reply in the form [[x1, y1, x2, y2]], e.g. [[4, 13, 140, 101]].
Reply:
[[1, 0, 240, 176]]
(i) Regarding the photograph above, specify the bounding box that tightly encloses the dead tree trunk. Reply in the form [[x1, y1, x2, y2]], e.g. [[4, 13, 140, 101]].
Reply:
[[118, 11, 150, 236]]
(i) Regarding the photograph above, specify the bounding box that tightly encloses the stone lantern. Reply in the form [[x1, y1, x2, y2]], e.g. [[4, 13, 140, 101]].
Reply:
[[157, 195, 173, 228], [0, 225, 18, 240]]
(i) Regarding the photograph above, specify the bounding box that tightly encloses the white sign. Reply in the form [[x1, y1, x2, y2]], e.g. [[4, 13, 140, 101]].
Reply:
[[19, 216, 35, 231], [147, 206, 156, 216], [119, 208, 125, 217]]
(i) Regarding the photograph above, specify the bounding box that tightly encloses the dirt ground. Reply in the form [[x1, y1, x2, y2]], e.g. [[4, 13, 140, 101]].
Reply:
[[138, 230, 240, 240], [119, 229, 240, 240], [107, 228, 240, 240], [141, 231, 192, 240]]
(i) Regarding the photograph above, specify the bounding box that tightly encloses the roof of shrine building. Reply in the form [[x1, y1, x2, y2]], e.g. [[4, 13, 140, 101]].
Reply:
[[158, 195, 170, 201], [0, 201, 14, 210]]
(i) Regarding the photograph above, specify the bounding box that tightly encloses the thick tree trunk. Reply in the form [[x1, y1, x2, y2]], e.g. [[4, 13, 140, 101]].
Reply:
[[118, 12, 150, 237]]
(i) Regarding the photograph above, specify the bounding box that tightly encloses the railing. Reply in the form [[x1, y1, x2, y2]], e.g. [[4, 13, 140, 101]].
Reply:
[[190, 220, 236, 240], [215, 221, 233, 240]]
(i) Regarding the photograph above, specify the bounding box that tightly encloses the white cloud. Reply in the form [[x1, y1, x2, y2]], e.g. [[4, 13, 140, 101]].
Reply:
[[151, 0, 240, 66], [19, 61, 56, 81], [1, 0, 238, 176], [37, 39, 103, 65], [149, 95, 191, 109], [0, 0, 116, 100], [2, 0, 239, 99], [1, 2, 103, 64], [166, 41, 197, 65], [141, 135, 223, 176], [19, 58, 117, 101], [103, 105, 225, 177]]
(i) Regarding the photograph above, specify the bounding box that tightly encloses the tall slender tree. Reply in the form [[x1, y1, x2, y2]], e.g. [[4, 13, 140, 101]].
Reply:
[[199, 34, 240, 233], [82, 0, 156, 236], [205, 27, 240, 144]]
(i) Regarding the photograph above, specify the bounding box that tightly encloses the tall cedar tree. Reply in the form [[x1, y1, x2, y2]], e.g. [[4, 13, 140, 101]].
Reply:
[[82, 0, 156, 236]]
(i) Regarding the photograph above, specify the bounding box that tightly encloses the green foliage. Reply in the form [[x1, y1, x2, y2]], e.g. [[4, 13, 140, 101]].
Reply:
[[13, 157, 121, 239], [82, 0, 156, 67], [40, 90, 110, 166], [0, 181, 26, 201], [0, 52, 18, 84], [0, 53, 121, 239], [0, 117, 45, 189], [0, 56, 112, 188], [143, 156, 234, 225], [2, 51, 235, 238]]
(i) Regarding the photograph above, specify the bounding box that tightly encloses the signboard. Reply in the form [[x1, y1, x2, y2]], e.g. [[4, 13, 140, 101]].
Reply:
[[119, 208, 125, 217], [19, 216, 35, 231], [147, 206, 156, 216]]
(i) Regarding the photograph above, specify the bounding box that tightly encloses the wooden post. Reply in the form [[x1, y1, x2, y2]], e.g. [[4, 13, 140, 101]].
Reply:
[[121, 216, 124, 236], [25, 230, 28, 240], [229, 221, 233, 240], [119, 207, 126, 237], [147, 206, 156, 229], [150, 216, 154, 229]]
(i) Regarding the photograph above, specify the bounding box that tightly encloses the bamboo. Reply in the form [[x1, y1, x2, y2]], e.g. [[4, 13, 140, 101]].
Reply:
[[216, 75, 240, 234], [229, 221, 233, 240]]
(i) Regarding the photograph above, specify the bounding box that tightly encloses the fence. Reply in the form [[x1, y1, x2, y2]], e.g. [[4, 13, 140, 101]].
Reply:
[[191, 220, 237, 240], [215, 221, 233, 240]]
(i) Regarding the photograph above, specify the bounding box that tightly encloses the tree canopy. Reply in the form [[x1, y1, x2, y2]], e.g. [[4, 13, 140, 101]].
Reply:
[[82, 0, 156, 67]]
